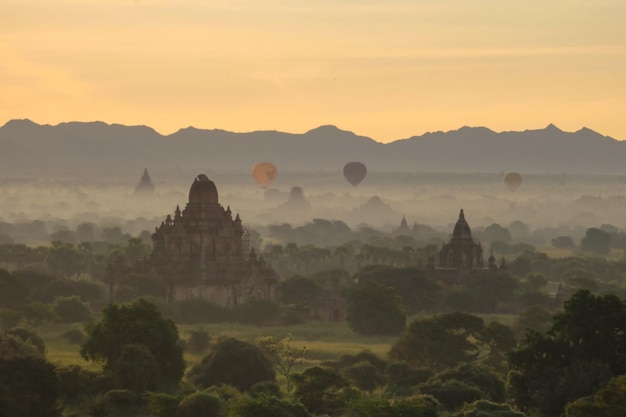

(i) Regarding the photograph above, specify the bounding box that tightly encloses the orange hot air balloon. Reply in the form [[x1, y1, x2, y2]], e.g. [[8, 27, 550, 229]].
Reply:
[[252, 162, 278, 188], [503, 172, 522, 192], [343, 162, 367, 187]]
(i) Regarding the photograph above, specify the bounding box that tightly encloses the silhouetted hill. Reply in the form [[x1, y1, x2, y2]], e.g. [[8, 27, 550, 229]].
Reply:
[[0, 119, 624, 179]]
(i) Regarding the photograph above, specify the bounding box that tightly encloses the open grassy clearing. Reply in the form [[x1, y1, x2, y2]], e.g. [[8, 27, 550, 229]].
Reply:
[[39, 314, 519, 375]]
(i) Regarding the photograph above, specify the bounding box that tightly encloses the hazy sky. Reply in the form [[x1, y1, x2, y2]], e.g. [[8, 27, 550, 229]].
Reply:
[[2, 0, 625, 142]]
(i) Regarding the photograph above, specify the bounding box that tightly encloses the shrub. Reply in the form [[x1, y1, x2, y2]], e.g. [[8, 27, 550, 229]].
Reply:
[[176, 392, 223, 417], [188, 337, 275, 392], [9, 326, 46, 355], [103, 389, 141, 408], [146, 392, 180, 417], [53, 296, 93, 323]]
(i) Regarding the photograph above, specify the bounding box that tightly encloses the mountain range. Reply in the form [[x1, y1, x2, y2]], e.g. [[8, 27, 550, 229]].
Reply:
[[1, 119, 624, 179]]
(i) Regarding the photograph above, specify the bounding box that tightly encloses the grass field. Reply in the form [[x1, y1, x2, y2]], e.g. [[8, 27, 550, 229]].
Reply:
[[41, 314, 518, 375]]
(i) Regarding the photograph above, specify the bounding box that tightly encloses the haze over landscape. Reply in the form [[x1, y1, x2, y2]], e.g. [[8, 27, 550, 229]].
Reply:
[[5, 2, 626, 417]]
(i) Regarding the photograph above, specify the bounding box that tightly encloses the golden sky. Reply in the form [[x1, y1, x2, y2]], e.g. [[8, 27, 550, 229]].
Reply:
[[2, 0, 625, 142]]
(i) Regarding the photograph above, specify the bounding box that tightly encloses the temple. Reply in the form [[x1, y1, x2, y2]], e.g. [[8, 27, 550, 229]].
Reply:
[[150, 174, 278, 306], [134, 168, 155, 195], [428, 209, 507, 282]]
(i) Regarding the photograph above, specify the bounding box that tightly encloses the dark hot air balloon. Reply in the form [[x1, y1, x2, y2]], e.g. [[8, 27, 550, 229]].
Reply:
[[343, 162, 367, 187], [253, 162, 278, 188], [503, 172, 522, 192]]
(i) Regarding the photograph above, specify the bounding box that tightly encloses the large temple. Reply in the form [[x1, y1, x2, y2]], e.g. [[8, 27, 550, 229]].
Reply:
[[150, 174, 278, 306], [428, 209, 507, 282]]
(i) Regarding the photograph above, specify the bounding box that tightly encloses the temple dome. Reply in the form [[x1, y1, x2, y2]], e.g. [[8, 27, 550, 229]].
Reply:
[[452, 209, 472, 239], [189, 174, 218, 205]]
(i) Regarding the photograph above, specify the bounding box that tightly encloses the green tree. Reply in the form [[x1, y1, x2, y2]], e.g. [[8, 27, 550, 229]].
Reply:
[[429, 363, 506, 403], [257, 334, 307, 393], [280, 276, 323, 308], [580, 228, 611, 255], [565, 374, 626, 417], [46, 241, 87, 278], [0, 356, 62, 417], [347, 279, 406, 336], [176, 392, 223, 417], [453, 400, 526, 417], [508, 290, 626, 416], [80, 298, 184, 387], [292, 366, 356, 417], [419, 380, 484, 411], [188, 337, 276, 392], [354, 266, 442, 313], [115, 343, 160, 393], [0, 269, 29, 308], [228, 393, 312, 417], [391, 312, 514, 371], [346, 394, 440, 417], [53, 295, 93, 322], [344, 361, 384, 392]]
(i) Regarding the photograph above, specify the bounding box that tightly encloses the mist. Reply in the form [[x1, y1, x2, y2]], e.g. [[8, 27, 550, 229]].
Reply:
[[2, 170, 626, 252]]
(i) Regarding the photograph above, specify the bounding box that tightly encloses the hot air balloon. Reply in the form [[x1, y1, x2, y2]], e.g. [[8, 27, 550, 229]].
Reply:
[[343, 162, 367, 187], [503, 172, 522, 192], [252, 162, 278, 189]]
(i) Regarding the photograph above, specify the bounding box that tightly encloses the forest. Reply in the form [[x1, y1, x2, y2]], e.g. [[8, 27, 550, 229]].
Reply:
[[2, 206, 626, 416]]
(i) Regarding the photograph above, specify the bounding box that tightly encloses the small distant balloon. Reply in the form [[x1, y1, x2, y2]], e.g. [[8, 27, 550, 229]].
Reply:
[[252, 162, 278, 188], [503, 172, 522, 192], [343, 162, 367, 187]]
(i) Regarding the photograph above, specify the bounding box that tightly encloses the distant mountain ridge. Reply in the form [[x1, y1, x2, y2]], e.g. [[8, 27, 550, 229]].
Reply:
[[0, 119, 624, 179]]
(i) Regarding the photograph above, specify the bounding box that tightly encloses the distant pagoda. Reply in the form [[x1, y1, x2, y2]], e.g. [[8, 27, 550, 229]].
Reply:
[[134, 168, 155, 196]]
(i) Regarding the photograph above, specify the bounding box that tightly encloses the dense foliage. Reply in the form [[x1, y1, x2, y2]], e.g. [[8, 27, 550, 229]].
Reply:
[[188, 337, 276, 391], [80, 298, 185, 388], [509, 290, 626, 416]]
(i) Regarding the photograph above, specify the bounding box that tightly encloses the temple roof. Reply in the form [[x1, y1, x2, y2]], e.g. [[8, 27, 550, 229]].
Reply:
[[452, 209, 472, 240], [189, 174, 218, 205]]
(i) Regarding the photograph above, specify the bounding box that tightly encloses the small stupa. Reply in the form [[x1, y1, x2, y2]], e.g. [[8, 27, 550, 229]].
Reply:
[[134, 168, 155, 196]]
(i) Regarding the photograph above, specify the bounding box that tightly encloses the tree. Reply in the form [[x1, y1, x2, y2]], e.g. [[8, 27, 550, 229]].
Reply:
[[0, 356, 62, 417], [580, 228, 611, 255], [176, 392, 223, 417], [453, 400, 526, 417], [344, 361, 384, 392], [462, 271, 519, 313], [0, 269, 29, 308], [46, 241, 87, 278], [80, 298, 184, 387], [115, 343, 160, 393], [481, 224, 512, 243], [188, 337, 276, 391], [53, 295, 93, 322], [390, 312, 515, 371], [257, 334, 307, 393], [280, 276, 323, 308], [292, 366, 356, 417], [426, 363, 506, 404], [353, 266, 442, 314], [508, 290, 626, 416], [347, 279, 406, 336], [228, 393, 312, 417], [565, 374, 626, 417], [346, 394, 440, 417]]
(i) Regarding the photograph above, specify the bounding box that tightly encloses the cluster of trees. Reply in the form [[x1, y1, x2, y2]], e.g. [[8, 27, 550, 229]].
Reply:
[[5, 282, 626, 415], [4, 215, 626, 415], [12, 291, 626, 416]]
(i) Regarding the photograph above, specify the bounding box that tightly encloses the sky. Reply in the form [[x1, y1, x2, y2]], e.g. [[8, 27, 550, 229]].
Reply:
[[2, 0, 625, 142]]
